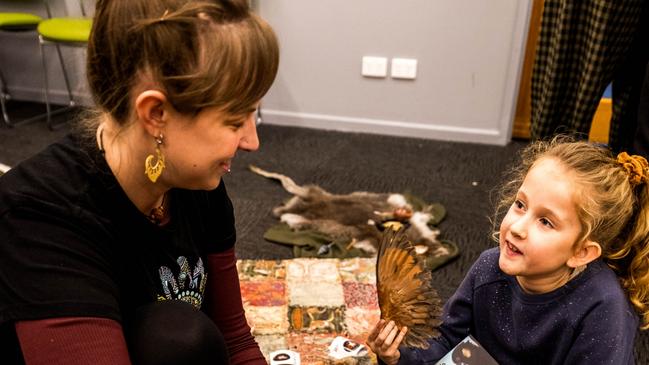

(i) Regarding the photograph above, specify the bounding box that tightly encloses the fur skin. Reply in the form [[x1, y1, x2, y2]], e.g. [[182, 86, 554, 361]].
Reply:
[[250, 165, 446, 255]]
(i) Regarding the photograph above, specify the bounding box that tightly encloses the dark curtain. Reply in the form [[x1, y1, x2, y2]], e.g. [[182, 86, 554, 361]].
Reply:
[[530, 0, 649, 153]]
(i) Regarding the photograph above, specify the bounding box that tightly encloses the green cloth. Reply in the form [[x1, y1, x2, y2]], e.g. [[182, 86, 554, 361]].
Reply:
[[264, 223, 460, 271], [421, 239, 460, 271], [407, 198, 446, 225], [264, 223, 373, 259]]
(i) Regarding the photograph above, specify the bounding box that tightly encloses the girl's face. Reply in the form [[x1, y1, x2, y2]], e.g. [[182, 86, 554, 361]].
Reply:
[[498, 157, 584, 293], [161, 104, 260, 190]]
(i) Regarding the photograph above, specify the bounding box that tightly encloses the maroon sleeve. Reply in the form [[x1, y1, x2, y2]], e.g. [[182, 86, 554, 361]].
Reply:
[[15, 317, 131, 365], [204, 248, 266, 364]]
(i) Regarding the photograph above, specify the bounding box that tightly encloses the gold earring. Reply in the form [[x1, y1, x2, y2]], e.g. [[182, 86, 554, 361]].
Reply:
[[145, 133, 165, 183]]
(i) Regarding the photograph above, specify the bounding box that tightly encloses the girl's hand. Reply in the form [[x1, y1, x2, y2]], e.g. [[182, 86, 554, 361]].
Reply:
[[366, 319, 408, 365]]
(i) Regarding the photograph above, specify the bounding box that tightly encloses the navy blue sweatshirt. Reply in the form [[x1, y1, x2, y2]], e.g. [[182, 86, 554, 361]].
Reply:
[[399, 248, 638, 364]]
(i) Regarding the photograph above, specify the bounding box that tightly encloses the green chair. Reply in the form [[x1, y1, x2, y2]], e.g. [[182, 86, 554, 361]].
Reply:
[[37, 0, 91, 130], [0, 12, 43, 127]]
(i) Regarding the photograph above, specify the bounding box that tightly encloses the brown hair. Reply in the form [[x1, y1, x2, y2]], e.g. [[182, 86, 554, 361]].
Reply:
[[493, 136, 649, 329], [86, 0, 279, 125]]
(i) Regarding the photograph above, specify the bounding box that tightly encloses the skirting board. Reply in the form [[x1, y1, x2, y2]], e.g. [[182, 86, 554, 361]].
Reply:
[[5, 89, 511, 145], [4, 86, 93, 107], [261, 109, 510, 146]]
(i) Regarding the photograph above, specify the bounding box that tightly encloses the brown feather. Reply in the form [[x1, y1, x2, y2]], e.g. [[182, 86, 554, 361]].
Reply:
[[376, 228, 442, 349]]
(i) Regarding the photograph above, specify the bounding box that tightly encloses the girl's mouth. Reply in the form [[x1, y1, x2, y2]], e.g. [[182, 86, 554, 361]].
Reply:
[[505, 240, 522, 255]]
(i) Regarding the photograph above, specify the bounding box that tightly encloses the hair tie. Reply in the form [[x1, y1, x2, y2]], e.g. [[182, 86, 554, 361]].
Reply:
[[617, 152, 649, 187]]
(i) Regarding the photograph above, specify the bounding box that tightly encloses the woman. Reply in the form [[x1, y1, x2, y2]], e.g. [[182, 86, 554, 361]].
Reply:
[[0, 0, 279, 363]]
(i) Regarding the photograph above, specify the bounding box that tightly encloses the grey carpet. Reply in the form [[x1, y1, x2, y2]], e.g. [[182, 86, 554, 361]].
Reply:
[[0, 101, 72, 165], [1, 103, 647, 362]]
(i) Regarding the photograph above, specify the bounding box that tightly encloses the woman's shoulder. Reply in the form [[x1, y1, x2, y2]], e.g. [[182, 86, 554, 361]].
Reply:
[[0, 133, 105, 218]]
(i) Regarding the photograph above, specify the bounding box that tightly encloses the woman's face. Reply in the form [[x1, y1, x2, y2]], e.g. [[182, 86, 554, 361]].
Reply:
[[161, 103, 260, 190]]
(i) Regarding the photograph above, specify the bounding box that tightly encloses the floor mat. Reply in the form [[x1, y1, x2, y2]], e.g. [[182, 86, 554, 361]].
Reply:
[[238, 258, 381, 364]]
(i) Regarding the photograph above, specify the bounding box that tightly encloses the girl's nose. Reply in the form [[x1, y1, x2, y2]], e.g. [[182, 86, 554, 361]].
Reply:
[[239, 115, 260, 152], [510, 216, 527, 240]]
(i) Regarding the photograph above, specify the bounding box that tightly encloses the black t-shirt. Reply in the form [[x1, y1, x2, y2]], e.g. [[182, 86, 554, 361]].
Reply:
[[0, 133, 237, 357]]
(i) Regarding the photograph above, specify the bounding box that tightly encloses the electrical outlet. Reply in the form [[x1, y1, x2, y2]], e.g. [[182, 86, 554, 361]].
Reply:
[[391, 58, 417, 79], [361, 56, 388, 78]]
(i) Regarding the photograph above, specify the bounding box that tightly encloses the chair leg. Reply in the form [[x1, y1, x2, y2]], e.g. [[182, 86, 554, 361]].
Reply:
[[39, 37, 76, 130], [55, 44, 75, 108], [39, 37, 52, 126], [0, 64, 48, 128], [0, 68, 11, 126]]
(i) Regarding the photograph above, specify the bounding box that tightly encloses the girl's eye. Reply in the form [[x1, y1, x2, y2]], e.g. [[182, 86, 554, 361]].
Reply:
[[514, 200, 525, 210], [540, 217, 554, 228]]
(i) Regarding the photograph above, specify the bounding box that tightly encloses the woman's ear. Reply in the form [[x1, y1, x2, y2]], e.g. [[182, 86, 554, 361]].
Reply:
[[567, 240, 602, 268], [134, 90, 168, 134]]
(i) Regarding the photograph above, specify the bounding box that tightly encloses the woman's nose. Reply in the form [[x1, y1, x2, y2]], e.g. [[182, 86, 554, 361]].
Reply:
[[239, 115, 260, 151]]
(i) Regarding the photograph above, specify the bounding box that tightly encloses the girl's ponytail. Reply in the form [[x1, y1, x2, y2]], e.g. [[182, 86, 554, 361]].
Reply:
[[607, 153, 649, 329]]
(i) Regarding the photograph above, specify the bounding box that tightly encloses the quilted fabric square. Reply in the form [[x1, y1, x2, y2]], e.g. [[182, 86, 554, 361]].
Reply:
[[240, 280, 286, 306], [238, 258, 379, 364]]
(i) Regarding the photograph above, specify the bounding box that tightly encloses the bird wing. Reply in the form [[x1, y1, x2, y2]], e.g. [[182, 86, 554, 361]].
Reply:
[[376, 228, 442, 349]]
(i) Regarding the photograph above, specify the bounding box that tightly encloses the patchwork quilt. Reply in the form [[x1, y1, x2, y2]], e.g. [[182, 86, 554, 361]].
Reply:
[[238, 258, 382, 364]]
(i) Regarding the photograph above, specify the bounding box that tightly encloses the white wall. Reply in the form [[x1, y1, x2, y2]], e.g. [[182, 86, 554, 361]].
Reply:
[[1, 0, 531, 145], [257, 0, 531, 145]]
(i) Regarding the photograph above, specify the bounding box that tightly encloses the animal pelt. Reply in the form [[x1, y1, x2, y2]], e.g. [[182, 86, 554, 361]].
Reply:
[[250, 165, 448, 256]]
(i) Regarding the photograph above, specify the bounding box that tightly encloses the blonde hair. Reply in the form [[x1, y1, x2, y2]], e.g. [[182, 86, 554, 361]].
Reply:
[[86, 0, 279, 124], [494, 136, 649, 329]]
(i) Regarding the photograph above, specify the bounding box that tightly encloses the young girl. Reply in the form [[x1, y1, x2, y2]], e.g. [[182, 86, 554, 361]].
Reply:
[[0, 0, 278, 364], [367, 137, 649, 364]]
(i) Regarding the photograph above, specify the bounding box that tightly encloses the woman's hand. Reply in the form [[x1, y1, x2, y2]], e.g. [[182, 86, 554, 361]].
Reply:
[[366, 319, 408, 365]]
